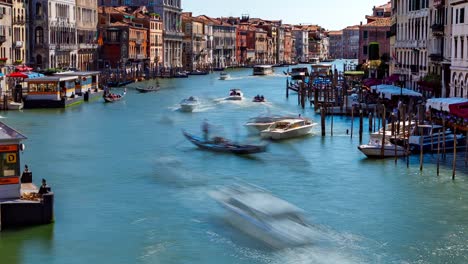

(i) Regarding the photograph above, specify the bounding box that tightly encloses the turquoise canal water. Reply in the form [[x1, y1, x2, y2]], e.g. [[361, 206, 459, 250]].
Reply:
[[1, 60, 468, 264]]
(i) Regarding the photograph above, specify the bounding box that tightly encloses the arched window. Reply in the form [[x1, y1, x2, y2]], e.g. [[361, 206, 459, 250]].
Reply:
[[35, 27, 43, 44]]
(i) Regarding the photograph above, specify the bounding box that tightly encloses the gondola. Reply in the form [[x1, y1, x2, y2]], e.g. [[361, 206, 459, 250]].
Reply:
[[182, 130, 267, 154], [103, 89, 126, 103], [136, 86, 160, 93]]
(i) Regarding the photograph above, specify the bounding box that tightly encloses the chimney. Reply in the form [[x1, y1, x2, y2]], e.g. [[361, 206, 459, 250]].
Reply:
[[360, 21, 362, 26]]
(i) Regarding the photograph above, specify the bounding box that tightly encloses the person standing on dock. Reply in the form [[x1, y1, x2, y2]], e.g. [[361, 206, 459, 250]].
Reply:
[[38, 178, 50, 197]]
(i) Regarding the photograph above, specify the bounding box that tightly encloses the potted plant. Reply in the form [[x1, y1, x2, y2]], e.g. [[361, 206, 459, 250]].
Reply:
[[0, 57, 7, 65], [14, 59, 23, 65]]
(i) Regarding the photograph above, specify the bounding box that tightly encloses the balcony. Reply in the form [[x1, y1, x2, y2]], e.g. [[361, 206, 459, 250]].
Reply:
[[136, 54, 146, 60], [57, 44, 77, 51], [79, 43, 98, 49], [410, 64, 419, 73], [429, 53, 443, 62], [0, 35, 5, 44], [0, 13, 3, 19], [13, 16, 26, 25], [431, 24, 444, 36]]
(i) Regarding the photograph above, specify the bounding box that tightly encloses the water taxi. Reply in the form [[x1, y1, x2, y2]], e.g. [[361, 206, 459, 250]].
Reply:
[[253, 65, 273, 76], [179, 96, 199, 112], [226, 89, 243, 100], [260, 118, 316, 140]]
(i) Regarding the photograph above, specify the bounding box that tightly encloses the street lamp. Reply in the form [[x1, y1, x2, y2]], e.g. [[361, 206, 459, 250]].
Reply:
[[399, 74, 405, 97]]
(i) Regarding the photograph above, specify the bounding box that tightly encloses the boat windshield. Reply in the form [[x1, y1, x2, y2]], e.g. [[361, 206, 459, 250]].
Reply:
[[271, 213, 307, 226]]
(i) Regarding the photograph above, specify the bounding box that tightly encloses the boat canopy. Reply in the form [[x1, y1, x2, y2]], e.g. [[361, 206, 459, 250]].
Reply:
[[425, 97, 468, 112], [370, 84, 423, 99]]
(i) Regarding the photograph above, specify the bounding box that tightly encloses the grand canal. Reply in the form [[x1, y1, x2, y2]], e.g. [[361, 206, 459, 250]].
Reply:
[[1, 60, 467, 264]]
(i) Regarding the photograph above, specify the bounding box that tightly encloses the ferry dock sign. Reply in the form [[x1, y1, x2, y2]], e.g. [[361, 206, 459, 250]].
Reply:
[[0, 122, 54, 230]]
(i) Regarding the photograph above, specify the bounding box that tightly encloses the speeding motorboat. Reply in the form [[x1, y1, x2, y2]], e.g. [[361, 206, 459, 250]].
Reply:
[[260, 118, 317, 140], [180, 96, 199, 112], [244, 115, 296, 134], [219, 72, 230, 80], [226, 89, 243, 100], [209, 184, 313, 248]]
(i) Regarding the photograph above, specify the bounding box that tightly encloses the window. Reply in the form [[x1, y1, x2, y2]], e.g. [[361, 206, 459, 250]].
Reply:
[[460, 8, 465, 24], [363, 31, 368, 39], [35, 27, 43, 44], [456, 9, 459, 24], [35, 3, 42, 16], [454, 38, 458, 58], [461, 39, 464, 59], [363, 45, 368, 55]]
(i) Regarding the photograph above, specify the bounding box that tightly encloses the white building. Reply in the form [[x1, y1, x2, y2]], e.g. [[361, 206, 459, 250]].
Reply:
[[450, 0, 468, 98]]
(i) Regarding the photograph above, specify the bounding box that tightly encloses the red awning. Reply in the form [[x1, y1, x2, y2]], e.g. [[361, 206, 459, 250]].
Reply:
[[6, 72, 28, 78], [449, 101, 468, 119], [15, 65, 33, 72]]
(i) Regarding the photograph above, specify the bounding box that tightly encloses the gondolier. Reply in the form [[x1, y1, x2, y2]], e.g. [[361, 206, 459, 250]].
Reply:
[[202, 119, 209, 141]]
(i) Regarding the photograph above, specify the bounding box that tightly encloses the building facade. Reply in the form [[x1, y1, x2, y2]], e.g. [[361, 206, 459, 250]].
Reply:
[[450, 0, 467, 98], [12, 0, 26, 65], [342, 25, 360, 59], [76, 0, 98, 70]]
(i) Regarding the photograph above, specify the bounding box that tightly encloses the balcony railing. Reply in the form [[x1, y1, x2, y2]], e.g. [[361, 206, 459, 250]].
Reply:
[[434, 0, 444, 8]]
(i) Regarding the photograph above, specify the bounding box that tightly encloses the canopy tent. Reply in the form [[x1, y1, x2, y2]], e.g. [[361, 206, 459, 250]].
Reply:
[[15, 65, 33, 72], [7, 72, 28, 78], [449, 101, 468, 119], [6, 71, 44, 78], [426, 97, 468, 112], [370, 84, 423, 99]]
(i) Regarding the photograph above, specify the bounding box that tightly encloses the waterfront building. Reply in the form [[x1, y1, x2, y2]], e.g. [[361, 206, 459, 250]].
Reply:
[[146, 11, 163, 73], [236, 20, 254, 66], [391, 0, 430, 90], [12, 0, 26, 66], [292, 28, 308, 63], [328, 30, 343, 59], [277, 25, 285, 64], [255, 27, 267, 64], [450, 0, 467, 98], [30, 0, 79, 69], [342, 25, 360, 59], [98, 6, 149, 73], [283, 26, 293, 64], [181, 12, 207, 71], [76, 0, 98, 70], [304, 25, 323, 62], [358, 14, 391, 65], [196, 15, 235, 68], [0, 0, 12, 97]]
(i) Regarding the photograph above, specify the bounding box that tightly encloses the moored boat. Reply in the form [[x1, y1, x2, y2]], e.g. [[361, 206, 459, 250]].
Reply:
[[260, 118, 317, 140], [209, 184, 313, 248], [358, 138, 409, 158], [408, 124, 466, 153], [179, 96, 199, 112], [182, 130, 267, 154]]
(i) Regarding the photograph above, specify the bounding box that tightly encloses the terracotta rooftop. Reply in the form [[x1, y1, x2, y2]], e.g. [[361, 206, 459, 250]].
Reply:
[[328, 30, 343, 35], [361, 17, 391, 27], [344, 25, 360, 30]]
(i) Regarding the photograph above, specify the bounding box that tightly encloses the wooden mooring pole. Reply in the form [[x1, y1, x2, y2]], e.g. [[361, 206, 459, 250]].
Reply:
[[359, 106, 363, 143], [452, 128, 457, 180], [321, 107, 326, 136]]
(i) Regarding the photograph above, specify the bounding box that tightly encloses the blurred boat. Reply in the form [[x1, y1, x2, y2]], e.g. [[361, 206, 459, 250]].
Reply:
[[182, 130, 267, 154], [179, 96, 199, 112], [226, 89, 243, 100], [244, 115, 296, 134], [103, 88, 126, 103], [408, 124, 465, 153], [136, 85, 160, 93], [219, 72, 230, 80], [209, 184, 313, 248], [252, 95, 266, 102], [260, 118, 316, 140]]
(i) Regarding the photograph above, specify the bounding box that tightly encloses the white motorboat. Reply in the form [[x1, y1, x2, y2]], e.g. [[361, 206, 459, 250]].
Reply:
[[8, 101, 24, 110], [179, 96, 199, 112], [219, 72, 230, 80], [260, 118, 317, 140], [209, 184, 313, 248], [244, 115, 296, 134], [358, 138, 409, 158], [226, 89, 243, 100]]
